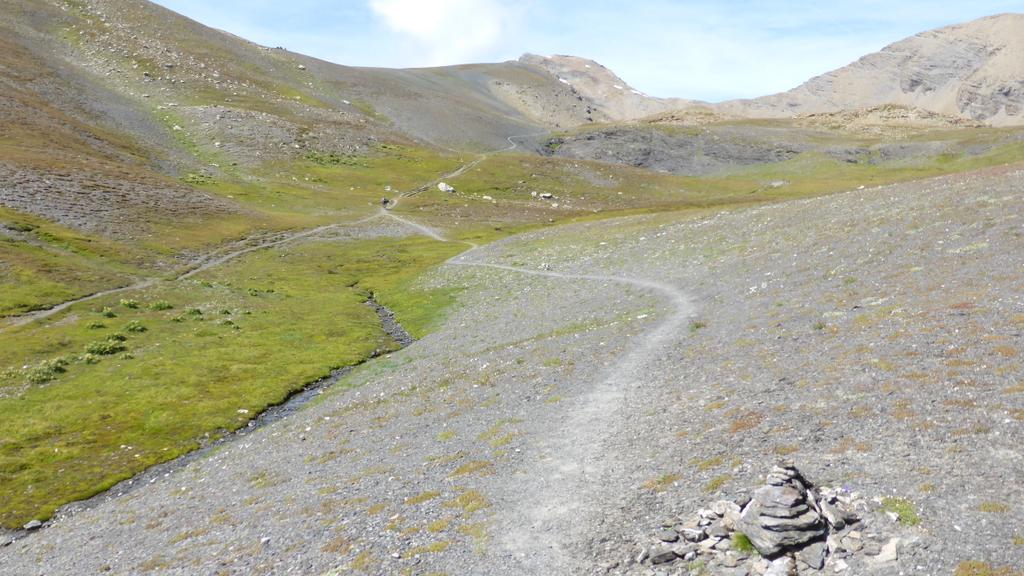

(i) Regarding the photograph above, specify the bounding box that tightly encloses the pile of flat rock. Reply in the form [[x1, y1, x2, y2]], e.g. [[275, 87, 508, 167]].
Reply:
[[634, 461, 904, 575]]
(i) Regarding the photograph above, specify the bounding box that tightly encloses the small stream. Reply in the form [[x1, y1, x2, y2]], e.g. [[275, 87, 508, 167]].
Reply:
[[2, 295, 414, 545]]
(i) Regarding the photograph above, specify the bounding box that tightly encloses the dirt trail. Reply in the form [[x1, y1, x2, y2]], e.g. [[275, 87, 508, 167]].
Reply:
[[1, 213, 384, 331], [382, 200, 695, 573]]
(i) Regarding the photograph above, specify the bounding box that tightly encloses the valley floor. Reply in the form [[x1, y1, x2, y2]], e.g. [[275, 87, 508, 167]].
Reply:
[[2, 165, 1023, 575]]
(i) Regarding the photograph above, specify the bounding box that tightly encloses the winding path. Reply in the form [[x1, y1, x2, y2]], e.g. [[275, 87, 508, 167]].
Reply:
[[381, 192, 695, 572]]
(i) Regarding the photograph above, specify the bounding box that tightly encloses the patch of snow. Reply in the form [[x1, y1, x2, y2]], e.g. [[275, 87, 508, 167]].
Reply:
[[613, 85, 623, 90], [558, 78, 571, 85]]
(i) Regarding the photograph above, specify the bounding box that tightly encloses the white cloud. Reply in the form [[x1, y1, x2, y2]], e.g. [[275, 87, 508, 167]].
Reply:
[[368, 0, 520, 66]]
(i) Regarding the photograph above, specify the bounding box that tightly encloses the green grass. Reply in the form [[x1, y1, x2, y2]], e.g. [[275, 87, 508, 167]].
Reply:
[[881, 497, 921, 526], [0, 208, 142, 316], [732, 532, 758, 555], [0, 234, 464, 528]]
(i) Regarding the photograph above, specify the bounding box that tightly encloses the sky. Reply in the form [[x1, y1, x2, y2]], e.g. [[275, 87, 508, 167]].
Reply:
[[153, 0, 1022, 102]]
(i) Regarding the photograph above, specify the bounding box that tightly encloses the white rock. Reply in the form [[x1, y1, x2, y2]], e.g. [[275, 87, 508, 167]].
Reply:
[[765, 556, 795, 576], [873, 537, 899, 564], [438, 182, 455, 193]]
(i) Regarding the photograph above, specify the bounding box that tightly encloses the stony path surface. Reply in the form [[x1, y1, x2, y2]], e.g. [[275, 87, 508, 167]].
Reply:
[[381, 211, 697, 572], [2, 165, 1022, 576]]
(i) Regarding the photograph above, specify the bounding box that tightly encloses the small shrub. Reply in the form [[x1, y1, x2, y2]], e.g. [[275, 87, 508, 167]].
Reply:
[[25, 358, 70, 384], [126, 321, 147, 333], [86, 340, 127, 356], [101, 307, 116, 318], [689, 320, 707, 332], [149, 301, 174, 311], [306, 151, 364, 167], [181, 173, 213, 185], [106, 333, 127, 342], [87, 322, 106, 330], [185, 308, 203, 317], [81, 354, 101, 365], [813, 321, 827, 331], [120, 299, 140, 309]]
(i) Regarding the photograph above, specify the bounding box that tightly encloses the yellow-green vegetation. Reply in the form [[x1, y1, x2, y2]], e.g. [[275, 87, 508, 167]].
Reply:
[[405, 491, 442, 505], [704, 474, 733, 493], [0, 207, 143, 316], [407, 541, 451, 555], [349, 551, 375, 572], [458, 522, 488, 542], [978, 502, 1010, 513], [193, 144, 460, 222], [643, 473, 682, 493], [444, 490, 490, 515], [0, 234, 463, 528], [881, 497, 921, 526], [692, 456, 725, 472], [732, 533, 757, 555], [426, 518, 452, 533], [450, 460, 494, 478], [687, 559, 710, 576], [955, 561, 1024, 576]]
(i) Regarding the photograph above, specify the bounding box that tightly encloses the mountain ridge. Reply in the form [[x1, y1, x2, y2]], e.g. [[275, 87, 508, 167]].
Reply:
[[716, 12, 1024, 125]]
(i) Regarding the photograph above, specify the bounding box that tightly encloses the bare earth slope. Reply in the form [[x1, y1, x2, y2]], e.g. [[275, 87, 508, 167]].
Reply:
[[720, 13, 1024, 126], [4, 165, 1021, 575]]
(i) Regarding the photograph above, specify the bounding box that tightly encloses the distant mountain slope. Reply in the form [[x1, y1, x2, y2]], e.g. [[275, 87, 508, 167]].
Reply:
[[720, 13, 1024, 125], [518, 54, 697, 121]]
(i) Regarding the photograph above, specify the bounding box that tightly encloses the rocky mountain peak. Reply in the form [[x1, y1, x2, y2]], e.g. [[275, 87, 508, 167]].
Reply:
[[518, 53, 696, 122]]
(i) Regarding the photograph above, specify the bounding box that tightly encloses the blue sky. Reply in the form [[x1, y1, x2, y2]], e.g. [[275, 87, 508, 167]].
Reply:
[[153, 0, 1022, 101]]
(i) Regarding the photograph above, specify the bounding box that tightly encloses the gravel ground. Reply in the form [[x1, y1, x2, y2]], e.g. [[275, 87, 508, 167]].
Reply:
[[2, 165, 1022, 575]]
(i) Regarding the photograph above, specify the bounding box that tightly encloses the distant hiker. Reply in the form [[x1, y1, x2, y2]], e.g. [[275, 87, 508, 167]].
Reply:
[[381, 197, 390, 208]]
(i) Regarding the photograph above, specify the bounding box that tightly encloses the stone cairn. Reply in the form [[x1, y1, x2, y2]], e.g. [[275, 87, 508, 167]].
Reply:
[[636, 461, 899, 575]]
